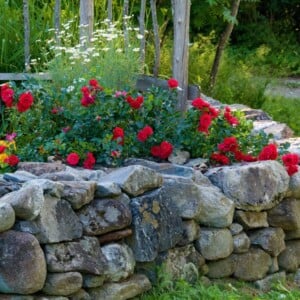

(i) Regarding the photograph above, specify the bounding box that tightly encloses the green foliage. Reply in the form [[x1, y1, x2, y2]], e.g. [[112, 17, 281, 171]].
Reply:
[[39, 19, 142, 91], [262, 95, 300, 136], [137, 272, 300, 300]]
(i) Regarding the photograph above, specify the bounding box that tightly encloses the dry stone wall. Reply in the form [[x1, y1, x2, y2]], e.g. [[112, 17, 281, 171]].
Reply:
[[1, 156, 300, 299]]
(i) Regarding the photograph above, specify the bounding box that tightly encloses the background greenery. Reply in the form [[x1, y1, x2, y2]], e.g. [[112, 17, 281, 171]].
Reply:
[[0, 0, 299, 132]]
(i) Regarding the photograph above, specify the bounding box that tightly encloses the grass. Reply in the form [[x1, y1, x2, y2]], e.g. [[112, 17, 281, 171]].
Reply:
[[261, 95, 300, 136], [135, 276, 300, 300]]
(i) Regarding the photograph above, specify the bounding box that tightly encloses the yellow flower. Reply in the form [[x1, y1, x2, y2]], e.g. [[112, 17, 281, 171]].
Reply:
[[0, 153, 8, 163]]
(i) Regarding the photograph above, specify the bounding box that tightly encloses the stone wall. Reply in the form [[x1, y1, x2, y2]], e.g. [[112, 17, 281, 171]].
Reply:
[[1, 155, 300, 299]]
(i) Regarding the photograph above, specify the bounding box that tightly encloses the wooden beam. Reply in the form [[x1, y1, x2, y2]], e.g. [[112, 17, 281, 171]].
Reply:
[[0, 73, 52, 81]]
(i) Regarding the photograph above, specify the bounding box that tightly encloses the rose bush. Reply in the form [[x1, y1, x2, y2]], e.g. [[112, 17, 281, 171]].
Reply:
[[1, 77, 298, 177]]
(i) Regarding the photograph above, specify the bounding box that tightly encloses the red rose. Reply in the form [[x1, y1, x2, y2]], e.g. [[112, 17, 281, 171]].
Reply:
[[17, 91, 34, 112], [282, 153, 299, 166], [126, 95, 144, 109], [4, 154, 19, 166], [167, 78, 178, 89], [83, 152, 96, 169], [0, 145, 6, 153], [209, 106, 219, 119], [81, 86, 90, 95], [66, 152, 80, 166], [234, 150, 257, 162], [81, 94, 95, 107], [286, 164, 298, 176], [258, 144, 278, 161], [151, 141, 173, 160], [191, 97, 210, 110], [1, 87, 14, 107], [211, 153, 230, 165], [150, 145, 161, 158], [198, 113, 212, 134], [159, 141, 173, 159], [224, 107, 239, 126], [89, 79, 103, 91], [112, 127, 124, 145], [137, 126, 154, 142], [218, 137, 239, 153]]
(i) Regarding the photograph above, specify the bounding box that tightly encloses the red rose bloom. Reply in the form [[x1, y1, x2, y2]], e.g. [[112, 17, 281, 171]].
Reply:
[[81, 94, 95, 107], [0, 145, 6, 153], [218, 137, 239, 153], [83, 152, 96, 169], [151, 141, 173, 160], [81, 86, 90, 95], [150, 145, 161, 158], [198, 113, 212, 134], [167, 78, 178, 89], [66, 152, 80, 166], [111, 150, 121, 158], [1, 87, 14, 107], [282, 153, 299, 166], [211, 153, 230, 165], [191, 97, 210, 110], [17, 92, 34, 112], [224, 107, 239, 126], [160, 141, 173, 159], [4, 154, 19, 166], [137, 126, 154, 142], [89, 79, 103, 91], [286, 164, 298, 176], [126, 95, 144, 109], [258, 144, 278, 161], [112, 127, 124, 145], [234, 150, 257, 162]]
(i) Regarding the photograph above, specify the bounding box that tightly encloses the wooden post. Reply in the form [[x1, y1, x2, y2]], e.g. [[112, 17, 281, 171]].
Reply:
[[150, 0, 160, 78], [171, 0, 191, 112], [123, 0, 129, 48], [79, 0, 94, 46], [23, 0, 30, 72], [107, 0, 113, 22], [54, 0, 61, 43], [139, 0, 147, 68]]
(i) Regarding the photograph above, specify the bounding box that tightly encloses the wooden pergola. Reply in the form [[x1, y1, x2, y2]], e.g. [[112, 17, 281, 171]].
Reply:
[[0, 0, 191, 110]]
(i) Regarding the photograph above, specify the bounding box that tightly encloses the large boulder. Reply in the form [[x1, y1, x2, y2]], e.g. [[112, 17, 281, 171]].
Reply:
[[87, 274, 151, 300], [234, 210, 269, 229], [60, 181, 97, 210], [127, 188, 183, 262], [0, 230, 46, 294], [44, 237, 108, 275], [233, 248, 272, 281], [0, 182, 44, 220], [160, 176, 234, 227], [101, 243, 136, 282], [99, 165, 163, 196], [15, 195, 83, 243], [17, 162, 66, 176], [77, 198, 132, 236], [206, 161, 289, 211], [195, 228, 233, 260], [278, 240, 300, 272], [248, 227, 286, 256], [42, 272, 83, 296], [268, 198, 300, 230], [0, 202, 15, 233]]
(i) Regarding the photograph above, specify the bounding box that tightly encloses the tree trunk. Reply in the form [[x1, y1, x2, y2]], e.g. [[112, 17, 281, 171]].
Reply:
[[79, 0, 94, 46], [171, 0, 191, 112], [54, 0, 61, 44], [139, 0, 147, 68], [150, 0, 160, 77], [209, 0, 241, 91], [23, 0, 30, 72], [107, 0, 113, 22], [123, 0, 129, 48]]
